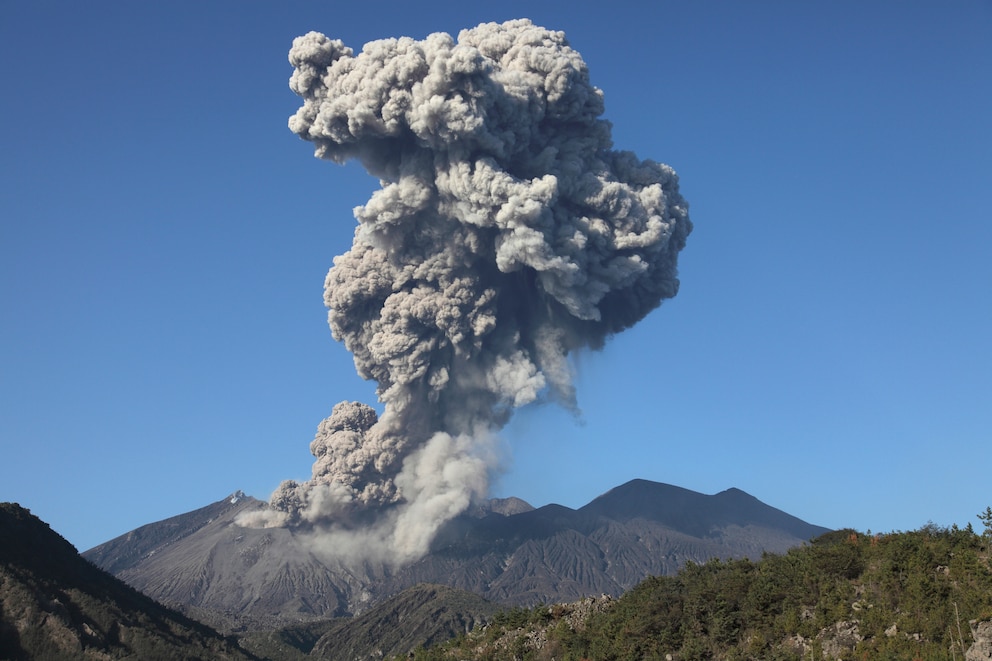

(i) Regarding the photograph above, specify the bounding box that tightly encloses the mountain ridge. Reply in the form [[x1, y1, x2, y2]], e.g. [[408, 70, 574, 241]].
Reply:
[[83, 479, 830, 631], [579, 478, 821, 539]]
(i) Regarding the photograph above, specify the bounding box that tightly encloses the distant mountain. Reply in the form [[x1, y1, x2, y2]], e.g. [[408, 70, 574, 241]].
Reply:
[[0, 501, 257, 660], [83, 480, 830, 631], [394, 480, 830, 605], [580, 480, 822, 538]]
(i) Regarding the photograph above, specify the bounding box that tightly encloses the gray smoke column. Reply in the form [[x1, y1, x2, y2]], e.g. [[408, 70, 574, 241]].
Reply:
[[258, 19, 691, 564]]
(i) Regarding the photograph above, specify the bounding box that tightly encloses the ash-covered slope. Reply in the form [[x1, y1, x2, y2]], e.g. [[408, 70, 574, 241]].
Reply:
[[84, 480, 829, 630], [0, 502, 257, 660], [86, 493, 363, 631], [84, 490, 260, 575]]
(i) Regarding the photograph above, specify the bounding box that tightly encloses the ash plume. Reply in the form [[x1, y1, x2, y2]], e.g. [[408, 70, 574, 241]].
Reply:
[[248, 19, 691, 564]]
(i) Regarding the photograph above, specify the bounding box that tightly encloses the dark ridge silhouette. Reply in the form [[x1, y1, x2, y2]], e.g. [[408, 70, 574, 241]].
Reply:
[[0, 502, 258, 660]]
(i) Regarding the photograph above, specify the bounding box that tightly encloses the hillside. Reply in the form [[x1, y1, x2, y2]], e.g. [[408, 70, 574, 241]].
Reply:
[[0, 502, 257, 660], [83, 480, 829, 629], [408, 524, 992, 660], [238, 584, 498, 659]]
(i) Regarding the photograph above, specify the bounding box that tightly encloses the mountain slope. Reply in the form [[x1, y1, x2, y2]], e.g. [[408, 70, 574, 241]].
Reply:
[[311, 584, 497, 659], [83, 490, 261, 576], [385, 481, 828, 605], [237, 583, 497, 660], [0, 502, 257, 660], [87, 495, 362, 630], [83, 480, 830, 630]]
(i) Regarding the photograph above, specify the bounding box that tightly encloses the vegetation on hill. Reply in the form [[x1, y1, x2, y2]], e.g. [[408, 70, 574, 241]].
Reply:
[[404, 520, 992, 660], [0, 502, 258, 660]]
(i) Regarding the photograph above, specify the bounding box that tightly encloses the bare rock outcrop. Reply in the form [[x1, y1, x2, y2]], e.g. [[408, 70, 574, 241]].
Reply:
[[967, 619, 992, 661]]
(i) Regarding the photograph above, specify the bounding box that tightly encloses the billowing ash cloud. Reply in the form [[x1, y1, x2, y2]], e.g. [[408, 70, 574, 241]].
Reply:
[[247, 18, 691, 564]]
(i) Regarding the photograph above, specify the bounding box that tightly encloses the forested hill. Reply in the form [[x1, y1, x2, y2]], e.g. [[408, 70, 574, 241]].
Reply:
[[406, 524, 992, 660], [0, 502, 257, 660]]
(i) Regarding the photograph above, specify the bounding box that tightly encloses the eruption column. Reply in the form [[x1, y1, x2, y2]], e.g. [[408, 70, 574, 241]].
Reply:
[[265, 19, 691, 563]]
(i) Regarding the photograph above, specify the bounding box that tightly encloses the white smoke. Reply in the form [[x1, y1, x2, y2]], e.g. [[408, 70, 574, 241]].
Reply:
[[246, 19, 691, 565]]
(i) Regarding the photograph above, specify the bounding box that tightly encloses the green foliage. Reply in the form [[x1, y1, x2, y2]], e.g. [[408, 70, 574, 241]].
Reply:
[[407, 523, 992, 660], [979, 506, 992, 554]]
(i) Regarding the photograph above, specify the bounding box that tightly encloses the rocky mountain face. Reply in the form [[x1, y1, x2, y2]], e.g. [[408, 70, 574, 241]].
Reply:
[[0, 502, 256, 660], [969, 619, 992, 661], [83, 479, 829, 631]]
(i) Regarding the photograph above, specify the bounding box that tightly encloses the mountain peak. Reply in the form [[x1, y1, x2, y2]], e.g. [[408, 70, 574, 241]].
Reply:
[[719, 487, 748, 495], [580, 479, 826, 540]]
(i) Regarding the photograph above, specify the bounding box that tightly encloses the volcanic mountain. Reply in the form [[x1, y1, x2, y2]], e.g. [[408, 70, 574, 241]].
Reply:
[[83, 480, 829, 631]]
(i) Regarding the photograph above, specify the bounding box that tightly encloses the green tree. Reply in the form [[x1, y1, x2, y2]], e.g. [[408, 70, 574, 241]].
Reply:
[[979, 506, 992, 554]]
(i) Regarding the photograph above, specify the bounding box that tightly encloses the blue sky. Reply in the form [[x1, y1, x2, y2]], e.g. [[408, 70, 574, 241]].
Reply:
[[2, 1, 990, 552]]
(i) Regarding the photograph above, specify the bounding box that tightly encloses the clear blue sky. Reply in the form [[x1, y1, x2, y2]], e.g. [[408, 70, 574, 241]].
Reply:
[[2, 1, 990, 552]]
